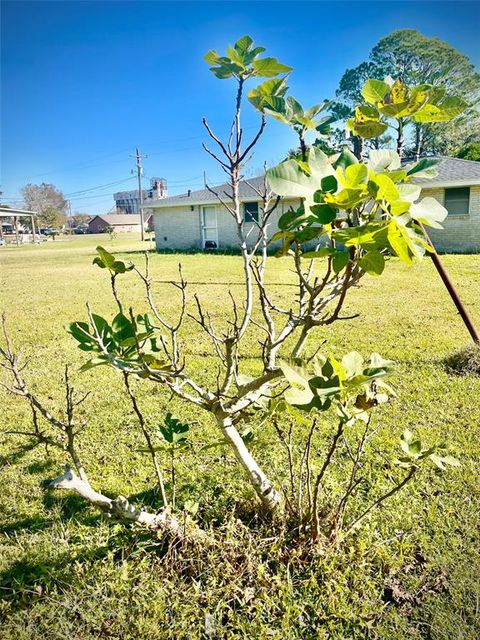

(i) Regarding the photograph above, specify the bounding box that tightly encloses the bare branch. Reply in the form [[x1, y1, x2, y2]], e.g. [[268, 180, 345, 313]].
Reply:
[[123, 372, 168, 506], [204, 183, 236, 217], [238, 115, 266, 163], [202, 117, 232, 161], [202, 143, 231, 171]]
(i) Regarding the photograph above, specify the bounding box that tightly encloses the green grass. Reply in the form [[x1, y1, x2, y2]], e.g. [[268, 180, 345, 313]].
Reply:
[[1, 233, 480, 639]]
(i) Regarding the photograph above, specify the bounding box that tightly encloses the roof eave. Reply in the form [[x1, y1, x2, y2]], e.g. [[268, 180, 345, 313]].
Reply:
[[145, 194, 289, 209], [146, 177, 480, 210], [417, 178, 480, 188]]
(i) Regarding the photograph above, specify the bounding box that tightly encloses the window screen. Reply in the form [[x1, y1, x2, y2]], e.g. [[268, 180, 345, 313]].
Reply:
[[244, 202, 259, 223], [444, 187, 470, 215]]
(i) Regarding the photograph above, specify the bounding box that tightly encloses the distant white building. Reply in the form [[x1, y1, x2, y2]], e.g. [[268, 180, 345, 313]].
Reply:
[[114, 177, 167, 214]]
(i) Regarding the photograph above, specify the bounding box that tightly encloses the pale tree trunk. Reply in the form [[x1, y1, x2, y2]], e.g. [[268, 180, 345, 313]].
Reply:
[[217, 414, 282, 512], [47, 466, 206, 539]]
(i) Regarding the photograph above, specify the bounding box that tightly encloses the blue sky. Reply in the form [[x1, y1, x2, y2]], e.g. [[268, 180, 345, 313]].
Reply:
[[2, 1, 479, 214]]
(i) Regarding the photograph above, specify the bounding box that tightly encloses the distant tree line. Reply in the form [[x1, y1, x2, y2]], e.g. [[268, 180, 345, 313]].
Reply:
[[21, 182, 68, 229]]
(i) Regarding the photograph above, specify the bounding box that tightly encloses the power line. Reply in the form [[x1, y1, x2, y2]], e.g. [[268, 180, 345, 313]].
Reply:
[[65, 176, 135, 197], [68, 194, 117, 202]]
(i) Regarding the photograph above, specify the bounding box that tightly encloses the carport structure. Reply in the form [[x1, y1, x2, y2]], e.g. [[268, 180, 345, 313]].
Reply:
[[0, 206, 38, 245]]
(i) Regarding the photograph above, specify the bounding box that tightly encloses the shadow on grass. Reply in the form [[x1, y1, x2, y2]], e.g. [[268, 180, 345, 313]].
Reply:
[[119, 247, 243, 257], [0, 498, 104, 538], [1, 515, 53, 536], [0, 526, 170, 617], [26, 459, 57, 475], [0, 544, 113, 612], [42, 492, 98, 521], [0, 442, 39, 468]]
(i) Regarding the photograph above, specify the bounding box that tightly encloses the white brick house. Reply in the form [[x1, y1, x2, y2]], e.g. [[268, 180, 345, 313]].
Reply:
[[411, 157, 480, 253], [144, 157, 480, 253]]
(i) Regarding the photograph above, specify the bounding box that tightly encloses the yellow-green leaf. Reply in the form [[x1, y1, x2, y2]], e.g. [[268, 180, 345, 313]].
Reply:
[[361, 79, 390, 105]]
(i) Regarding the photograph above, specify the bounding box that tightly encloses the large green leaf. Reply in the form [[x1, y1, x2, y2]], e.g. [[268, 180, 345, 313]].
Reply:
[[362, 79, 390, 105], [372, 174, 399, 203], [111, 259, 134, 274], [65, 321, 94, 345], [301, 247, 333, 259], [226, 45, 245, 67], [405, 157, 439, 179], [397, 184, 422, 203], [295, 227, 325, 244], [278, 207, 303, 231], [310, 204, 337, 224], [382, 84, 432, 118], [367, 352, 394, 373], [387, 222, 412, 265], [386, 217, 428, 265], [280, 360, 315, 406], [252, 57, 292, 77], [333, 147, 358, 171], [267, 147, 335, 209], [210, 63, 242, 79], [325, 188, 366, 210], [341, 351, 364, 379], [94, 246, 115, 269], [79, 355, 112, 372], [413, 96, 467, 123], [315, 114, 336, 135], [358, 250, 385, 276], [332, 250, 349, 274], [390, 200, 411, 216], [333, 223, 384, 248], [93, 246, 133, 274], [409, 197, 448, 228], [342, 163, 368, 187], [203, 50, 219, 65], [263, 96, 290, 124], [321, 175, 338, 193], [247, 78, 288, 111], [305, 101, 329, 119], [234, 35, 253, 54], [348, 106, 388, 139], [368, 150, 401, 173], [286, 96, 303, 115], [112, 313, 134, 344]]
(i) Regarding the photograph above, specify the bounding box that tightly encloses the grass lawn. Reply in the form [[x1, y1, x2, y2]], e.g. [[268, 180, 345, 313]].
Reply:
[[1, 233, 479, 639]]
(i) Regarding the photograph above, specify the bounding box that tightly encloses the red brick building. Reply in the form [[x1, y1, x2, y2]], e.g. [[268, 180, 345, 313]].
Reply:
[[88, 213, 154, 234]]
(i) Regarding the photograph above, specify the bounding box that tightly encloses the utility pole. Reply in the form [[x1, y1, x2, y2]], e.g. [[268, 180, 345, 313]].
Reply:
[[131, 147, 147, 241]]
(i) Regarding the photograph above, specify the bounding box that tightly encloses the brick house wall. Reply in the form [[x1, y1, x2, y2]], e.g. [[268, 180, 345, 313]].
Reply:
[[421, 185, 480, 253], [154, 206, 202, 249], [88, 217, 110, 233], [88, 217, 142, 234], [152, 186, 480, 253], [153, 199, 301, 251]]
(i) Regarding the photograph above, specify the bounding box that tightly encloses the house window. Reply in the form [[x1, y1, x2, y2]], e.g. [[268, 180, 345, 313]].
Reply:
[[244, 201, 259, 223], [444, 187, 470, 216]]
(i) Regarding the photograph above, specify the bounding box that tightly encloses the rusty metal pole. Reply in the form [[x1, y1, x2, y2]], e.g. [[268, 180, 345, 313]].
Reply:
[[14, 216, 19, 246], [31, 214, 37, 244], [419, 222, 480, 344]]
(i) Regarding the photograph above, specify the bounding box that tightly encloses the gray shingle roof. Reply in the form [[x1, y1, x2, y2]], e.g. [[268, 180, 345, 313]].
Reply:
[[409, 156, 480, 184], [145, 157, 480, 209], [89, 213, 152, 225], [143, 177, 266, 208]]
